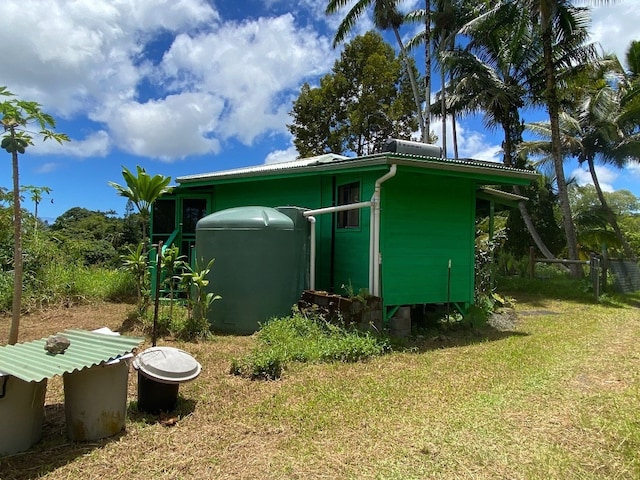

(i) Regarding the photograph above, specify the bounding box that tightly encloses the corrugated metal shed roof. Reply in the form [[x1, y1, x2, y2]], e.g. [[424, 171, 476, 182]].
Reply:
[[176, 151, 537, 185], [0, 329, 144, 383]]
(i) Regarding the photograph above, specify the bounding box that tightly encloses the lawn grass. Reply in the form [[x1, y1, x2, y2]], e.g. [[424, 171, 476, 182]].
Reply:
[[1, 284, 639, 479]]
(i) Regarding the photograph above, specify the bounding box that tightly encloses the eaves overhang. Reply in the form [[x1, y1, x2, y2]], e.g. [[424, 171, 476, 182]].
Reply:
[[176, 152, 538, 186]]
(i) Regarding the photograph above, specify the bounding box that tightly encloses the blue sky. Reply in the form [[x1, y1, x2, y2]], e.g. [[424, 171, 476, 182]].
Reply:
[[0, 0, 638, 222]]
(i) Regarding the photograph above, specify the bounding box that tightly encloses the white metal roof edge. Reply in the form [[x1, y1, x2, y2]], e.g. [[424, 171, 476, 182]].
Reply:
[[177, 153, 350, 183], [479, 187, 529, 202], [176, 151, 538, 184]]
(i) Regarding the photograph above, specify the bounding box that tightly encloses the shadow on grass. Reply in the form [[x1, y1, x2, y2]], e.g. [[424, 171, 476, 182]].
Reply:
[[0, 397, 197, 480], [0, 403, 127, 480], [394, 324, 530, 354], [127, 396, 197, 424]]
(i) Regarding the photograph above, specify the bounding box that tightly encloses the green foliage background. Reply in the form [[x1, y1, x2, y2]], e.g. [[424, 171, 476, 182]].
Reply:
[[0, 194, 140, 313]]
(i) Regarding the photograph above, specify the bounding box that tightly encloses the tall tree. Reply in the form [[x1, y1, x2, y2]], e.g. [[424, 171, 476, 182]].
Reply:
[[0, 87, 69, 345], [625, 39, 640, 80], [326, 0, 426, 141], [521, 0, 611, 276], [427, 0, 477, 157], [108, 165, 172, 248], [444, 4, 562, 260], [522, 56, 640, 259], [21, 185, 52, 236], [288, 32, 419, 157]]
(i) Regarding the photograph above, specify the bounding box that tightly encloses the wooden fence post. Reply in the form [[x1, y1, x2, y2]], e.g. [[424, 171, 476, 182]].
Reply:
[[529, 246, 535, 279]]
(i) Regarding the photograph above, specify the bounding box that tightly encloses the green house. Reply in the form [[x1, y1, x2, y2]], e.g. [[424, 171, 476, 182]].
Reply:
[[151, 150, 536, 326]]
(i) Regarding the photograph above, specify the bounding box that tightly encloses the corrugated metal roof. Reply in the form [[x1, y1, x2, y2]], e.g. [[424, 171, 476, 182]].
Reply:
[[0, 329, 144, 383], [177, 153, 349, 182], [176, 151, 537, 185]]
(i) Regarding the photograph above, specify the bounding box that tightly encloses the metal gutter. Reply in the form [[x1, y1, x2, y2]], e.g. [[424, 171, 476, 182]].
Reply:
[[477, 187, 529, 203]]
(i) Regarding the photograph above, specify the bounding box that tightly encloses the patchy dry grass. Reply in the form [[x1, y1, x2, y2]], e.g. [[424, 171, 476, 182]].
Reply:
[[1, 293, 639, 479]]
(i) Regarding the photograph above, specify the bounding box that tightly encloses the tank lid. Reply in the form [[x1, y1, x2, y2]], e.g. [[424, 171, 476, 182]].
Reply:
[[196, 206, 294, 230], [133, 347, 201, 384]]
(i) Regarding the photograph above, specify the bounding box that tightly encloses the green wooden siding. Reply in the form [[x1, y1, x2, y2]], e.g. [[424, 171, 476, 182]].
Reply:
[[331, 172, 376, 295], [212, 176, 322, 212], [380, 171, 475, 307], [202, 175, 339, 293]]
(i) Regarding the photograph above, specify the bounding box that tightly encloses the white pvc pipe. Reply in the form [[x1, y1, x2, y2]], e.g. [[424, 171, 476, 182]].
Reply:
[[303, 163, 395, 297], [304, 201, 372, 217], [304, 202, 372, 293], [308, 216, 316, 290], [371, 164, 397, 296]]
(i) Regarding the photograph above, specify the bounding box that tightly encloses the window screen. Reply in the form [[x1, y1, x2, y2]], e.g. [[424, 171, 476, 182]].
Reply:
[[152, 199, 176, 234], [337, 182, 360, 229]]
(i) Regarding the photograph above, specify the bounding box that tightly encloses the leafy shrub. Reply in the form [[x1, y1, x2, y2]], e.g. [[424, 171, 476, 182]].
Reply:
[[230, 349, 284, 380], [231, 312, 390, 380], [138, 302, 191, 339], [0, 271, 12, 312]]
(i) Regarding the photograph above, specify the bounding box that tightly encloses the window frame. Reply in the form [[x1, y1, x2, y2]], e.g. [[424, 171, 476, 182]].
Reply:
[[336, 181, 361, 229]]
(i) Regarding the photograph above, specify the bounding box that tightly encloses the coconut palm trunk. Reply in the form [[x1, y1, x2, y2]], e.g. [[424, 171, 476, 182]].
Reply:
[[541, 9, 582, 276], [452, 111, 459, 158], [586, 156, 636, 259], [391, 26, 426, 140], [423, 0, 432, 143], [440, 67, 447, 156], [503, 115, 561, 263]]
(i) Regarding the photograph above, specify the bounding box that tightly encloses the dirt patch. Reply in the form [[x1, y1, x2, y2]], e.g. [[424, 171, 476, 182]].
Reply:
[[487, 308, 519, 331], [0, 302, 138, 343]]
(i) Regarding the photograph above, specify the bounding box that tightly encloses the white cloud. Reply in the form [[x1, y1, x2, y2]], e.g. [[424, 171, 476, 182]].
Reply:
[[31, 131, 111, 158], [264, 145, 299, 164], [106, 93, 224, 161], [589, 1, 640, 64], [0, 0, 218, 117], [626, 162, 640, 176], [160, 14, 335, 148], [570, 164, 618, 192], [34, 162, 59, 174], [430, 117, 502, 162], [0, 1, 339, 162]]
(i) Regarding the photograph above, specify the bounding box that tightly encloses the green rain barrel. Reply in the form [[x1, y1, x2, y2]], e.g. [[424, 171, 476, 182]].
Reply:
[[195, 206, 309, 334]]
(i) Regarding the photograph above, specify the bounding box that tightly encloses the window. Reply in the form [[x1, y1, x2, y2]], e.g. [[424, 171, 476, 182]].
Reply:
[[182, 198, 207, 234], [152, 199, 176, 234], [337, 181, 360, 229]]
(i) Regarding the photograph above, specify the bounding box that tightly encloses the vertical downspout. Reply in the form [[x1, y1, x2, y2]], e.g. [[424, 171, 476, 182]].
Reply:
[[308, 216, 316, 290], [371, 164, 397, 297], [330, 176, 336, 292]]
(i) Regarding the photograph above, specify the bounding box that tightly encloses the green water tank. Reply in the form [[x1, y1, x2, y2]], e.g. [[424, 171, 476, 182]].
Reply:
[[195, 206, 309, 334]]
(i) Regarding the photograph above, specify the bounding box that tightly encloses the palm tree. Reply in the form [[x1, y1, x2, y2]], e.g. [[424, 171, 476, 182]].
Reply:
[[625, 40, 640, 80], [21, 185, 52, 236], [326, 0, 426, 141], [404, 1, 436, 144], [0, 88, 68, 345], [519, 0, 615, 276], [522, 57, 640, 259], [443, 4, 562, 260], [430, 0, 461, 157], [109, 165, 172, 249]]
